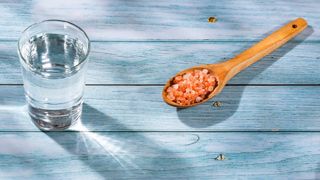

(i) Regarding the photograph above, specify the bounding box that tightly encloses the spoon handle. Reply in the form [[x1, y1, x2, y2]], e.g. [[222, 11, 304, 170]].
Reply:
[[221, 18, 307, 81]]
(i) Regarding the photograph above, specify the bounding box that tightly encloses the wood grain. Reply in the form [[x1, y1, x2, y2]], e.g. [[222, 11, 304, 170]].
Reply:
[[0, 41, 319, 84], [0, 132, 319, 179], [1, 86, 320, 131], [0, 0, 318, 41]]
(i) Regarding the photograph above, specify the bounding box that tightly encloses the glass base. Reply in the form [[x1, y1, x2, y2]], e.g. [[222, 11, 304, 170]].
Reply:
[[28, 103, 82, 131]]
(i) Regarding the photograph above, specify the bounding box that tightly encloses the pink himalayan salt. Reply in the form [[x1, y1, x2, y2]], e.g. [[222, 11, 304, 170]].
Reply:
[[166, 68, 217, 106]]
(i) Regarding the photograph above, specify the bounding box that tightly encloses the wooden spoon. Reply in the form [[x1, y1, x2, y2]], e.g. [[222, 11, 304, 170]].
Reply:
[[162, 17, 307, 108]]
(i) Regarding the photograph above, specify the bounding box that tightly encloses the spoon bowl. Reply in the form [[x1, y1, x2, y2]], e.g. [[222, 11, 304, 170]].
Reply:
[[163, 18, 308, 108]]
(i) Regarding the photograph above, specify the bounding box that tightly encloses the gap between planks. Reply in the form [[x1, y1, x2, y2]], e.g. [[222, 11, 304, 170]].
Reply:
[[0, 84, 320, 86], [2, 130, 320, 133], [1, 39, 320, 43]]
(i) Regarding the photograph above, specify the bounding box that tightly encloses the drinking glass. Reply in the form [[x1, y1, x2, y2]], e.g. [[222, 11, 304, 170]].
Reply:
[[17, 20, 90, 131]]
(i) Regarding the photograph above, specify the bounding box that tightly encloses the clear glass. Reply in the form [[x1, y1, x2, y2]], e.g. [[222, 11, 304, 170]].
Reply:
[[17, 20, 90, 131]]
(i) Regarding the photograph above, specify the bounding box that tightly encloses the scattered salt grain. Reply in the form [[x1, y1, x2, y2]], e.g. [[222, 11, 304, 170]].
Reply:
[[215, 154, 226, 161], [213, 101, 222, 107]]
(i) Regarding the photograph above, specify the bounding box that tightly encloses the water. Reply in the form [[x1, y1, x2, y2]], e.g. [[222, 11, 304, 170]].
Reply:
[[19, 33, 88, 130]]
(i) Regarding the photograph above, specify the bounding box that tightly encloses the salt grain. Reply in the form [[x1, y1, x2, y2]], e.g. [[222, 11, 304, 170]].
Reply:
[[196, 97, 203, 102], [202, 69, 208, 74], [166, 68, 217, 105]]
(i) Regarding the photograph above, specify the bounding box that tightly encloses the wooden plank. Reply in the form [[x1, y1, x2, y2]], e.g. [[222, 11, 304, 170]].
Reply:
[[1, 86, 320, 131], [1, 41, 319, 84], [0, 0, 318, 41], [0, 132, 319, 179]]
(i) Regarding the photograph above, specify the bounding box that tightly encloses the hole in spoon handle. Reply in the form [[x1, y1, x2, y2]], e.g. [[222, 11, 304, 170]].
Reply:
[[221, 18, 308, 81]]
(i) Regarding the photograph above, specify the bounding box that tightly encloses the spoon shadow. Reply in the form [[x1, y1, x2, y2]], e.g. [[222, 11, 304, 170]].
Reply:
[[177, 25, 314, 128]]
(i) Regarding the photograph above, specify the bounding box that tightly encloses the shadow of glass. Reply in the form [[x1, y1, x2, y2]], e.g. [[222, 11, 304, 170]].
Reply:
[[45, 103, 192, 179], [177, 25, 314, 128]]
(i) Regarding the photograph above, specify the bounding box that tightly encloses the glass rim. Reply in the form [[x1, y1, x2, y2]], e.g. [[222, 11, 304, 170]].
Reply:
[[17, 19, 91, 77]]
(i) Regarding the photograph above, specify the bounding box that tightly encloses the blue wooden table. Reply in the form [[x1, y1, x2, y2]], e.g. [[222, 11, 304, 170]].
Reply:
[[0, 0, 320, 179]]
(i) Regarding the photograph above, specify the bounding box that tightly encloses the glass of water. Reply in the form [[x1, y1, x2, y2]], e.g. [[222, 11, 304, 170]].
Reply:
[[17, 20, 90, 131]]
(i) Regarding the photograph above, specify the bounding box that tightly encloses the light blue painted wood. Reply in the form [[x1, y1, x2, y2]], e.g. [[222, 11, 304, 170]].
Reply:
[[0, 86, 320, 131], [0, 0, 319, 178], [0, 0, 318, 41], [0, 41, 319, 84], [0, 132, 319, 179]]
